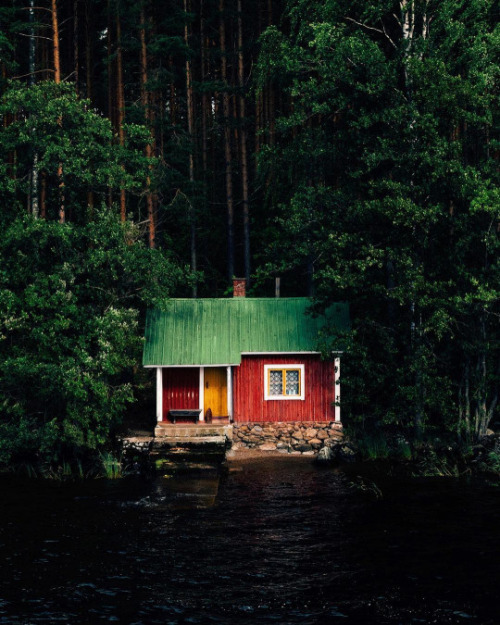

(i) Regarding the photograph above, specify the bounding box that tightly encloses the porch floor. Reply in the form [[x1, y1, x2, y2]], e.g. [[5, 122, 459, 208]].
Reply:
[[154, 422, 233, 441]]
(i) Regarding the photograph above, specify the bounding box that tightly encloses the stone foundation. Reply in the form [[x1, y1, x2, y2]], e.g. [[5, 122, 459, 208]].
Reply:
[[121, 436, 154, 452], [231, 422, 343, 455]]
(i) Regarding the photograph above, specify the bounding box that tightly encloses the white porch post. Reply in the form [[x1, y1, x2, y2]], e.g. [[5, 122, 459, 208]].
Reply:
[[156, 367, 163, 422], [334, 357, 341, 423], [199, 366, 205, 421], [227, 366, 233, 420]]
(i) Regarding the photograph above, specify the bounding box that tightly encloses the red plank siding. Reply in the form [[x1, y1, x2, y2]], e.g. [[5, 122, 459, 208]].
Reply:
[[162, 368, 199, 421], [233, 355, 335, 423]]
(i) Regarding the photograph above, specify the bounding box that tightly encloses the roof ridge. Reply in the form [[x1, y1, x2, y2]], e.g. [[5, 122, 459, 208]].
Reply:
[[163, 296, 313, 301]]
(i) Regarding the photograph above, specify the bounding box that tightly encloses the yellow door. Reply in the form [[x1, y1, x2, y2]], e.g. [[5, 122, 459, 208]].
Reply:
[[204, 368, 227, 417]]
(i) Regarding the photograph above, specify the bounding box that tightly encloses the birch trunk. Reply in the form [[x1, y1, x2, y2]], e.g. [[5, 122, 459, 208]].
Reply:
[[474, 314, 498, 438], [29, 0, 39, 219]]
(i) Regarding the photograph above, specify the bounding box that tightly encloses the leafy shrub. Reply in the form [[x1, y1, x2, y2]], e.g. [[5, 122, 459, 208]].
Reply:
[[0, 211, 185, 470]]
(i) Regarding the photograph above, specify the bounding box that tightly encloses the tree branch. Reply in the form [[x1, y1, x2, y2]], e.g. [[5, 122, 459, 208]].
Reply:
[[17, 32, 53, 42], [19, 6, 52, 12], [12, 68, 55, 79], [344, 16, 384, 35], [344, 16, 397, 49], [380, 20, 397, 49], [392, 13, 402, 29]]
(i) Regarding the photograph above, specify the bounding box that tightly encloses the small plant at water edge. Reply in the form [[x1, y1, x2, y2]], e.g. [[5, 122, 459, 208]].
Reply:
[[99, 452, 123, 479], [357, 433, 390, 461]]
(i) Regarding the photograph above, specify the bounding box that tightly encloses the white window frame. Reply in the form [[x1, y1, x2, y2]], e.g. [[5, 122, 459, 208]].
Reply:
[[264, 364, 305, 401]]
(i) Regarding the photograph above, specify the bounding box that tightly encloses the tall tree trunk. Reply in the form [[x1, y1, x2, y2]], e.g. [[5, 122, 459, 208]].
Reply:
[[116, 1, 126, 221], [386, 258, 396, 326], [168, 56, 176, 126], [255, 0, 265, 170], [268, 84, 275, 147], [237, 0, 250, 285], [464, 359, 471, 440], [267, 0, 275, 147], [85, 0, 94, 211], [74, 0, 79, 93], [52, 0, 65, 223], [41, 33, 50, 80], [414, 336, 424, 439], [106, 0, 113, 125], [255, 89, 262, 174], [106, 0, 114, 207], [29, 0, 39, 218], [219, 0, 234, 282], [184, 0, 197, 296], [140, 2, 155, 248], [40, 173, 47, 219], [31, 155, 39, 219], [28, 2, 36, 85], [51, 0, 61, 84], [200, 3, 208, 177], [85, 0, 93, 101], [474, 313, 497, 438]]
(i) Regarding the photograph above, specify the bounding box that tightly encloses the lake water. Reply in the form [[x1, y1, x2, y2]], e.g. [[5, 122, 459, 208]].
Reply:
[[0, 455, 499, 624]]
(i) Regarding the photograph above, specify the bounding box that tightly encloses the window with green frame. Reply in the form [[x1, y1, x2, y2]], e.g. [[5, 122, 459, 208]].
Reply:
[[264, 364, 305, 400]]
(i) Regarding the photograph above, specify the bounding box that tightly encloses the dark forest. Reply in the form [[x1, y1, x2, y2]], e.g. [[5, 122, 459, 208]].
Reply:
[[0, 0, 498, 469]]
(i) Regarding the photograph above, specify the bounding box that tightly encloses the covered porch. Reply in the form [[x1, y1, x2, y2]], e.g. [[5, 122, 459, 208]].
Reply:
[[155, 366, 233, 425]]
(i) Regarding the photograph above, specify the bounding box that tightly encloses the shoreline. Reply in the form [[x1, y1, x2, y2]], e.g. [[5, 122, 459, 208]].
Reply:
[[226, 447, 316, 461]]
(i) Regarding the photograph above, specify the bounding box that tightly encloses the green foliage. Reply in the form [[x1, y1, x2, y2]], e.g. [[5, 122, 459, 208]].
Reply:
[[0, 0, 498, 473], [357, 433, 391, 461], [0, 81, 152, 222], [0, 79, 190, 472], [355, 431, 413, 462], [99, 452, 123, 479], [0, 210, 185, 469], [257, 0, 499, 440], [486, 450, 500, 475], [412, 448, 460, 478]]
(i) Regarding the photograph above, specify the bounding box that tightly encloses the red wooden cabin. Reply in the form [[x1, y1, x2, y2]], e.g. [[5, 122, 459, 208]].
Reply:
[[143, 282, 349, 425]]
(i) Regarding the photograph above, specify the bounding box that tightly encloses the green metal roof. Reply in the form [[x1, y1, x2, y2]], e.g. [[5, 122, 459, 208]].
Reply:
[[143, 298, 349, 366]]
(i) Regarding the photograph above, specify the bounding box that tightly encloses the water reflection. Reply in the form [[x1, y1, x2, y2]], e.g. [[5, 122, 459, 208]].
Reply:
[[0, 457, 499, 623], [152, 475, 220, 509]]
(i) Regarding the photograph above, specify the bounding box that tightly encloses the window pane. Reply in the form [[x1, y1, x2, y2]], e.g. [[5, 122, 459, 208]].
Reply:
[[285, 370, 300, 395], [269, 370, 283, 395]]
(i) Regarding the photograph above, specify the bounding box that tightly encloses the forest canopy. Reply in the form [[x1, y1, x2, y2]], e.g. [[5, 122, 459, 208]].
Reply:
[[0, 0, 498, 468]]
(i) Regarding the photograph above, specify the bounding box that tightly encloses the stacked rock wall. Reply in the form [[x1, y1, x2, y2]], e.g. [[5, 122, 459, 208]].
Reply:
[[232, 422, 343, 455]]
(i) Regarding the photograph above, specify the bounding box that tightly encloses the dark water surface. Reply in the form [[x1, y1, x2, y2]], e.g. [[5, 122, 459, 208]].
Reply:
[[0, 456, 499, 624]]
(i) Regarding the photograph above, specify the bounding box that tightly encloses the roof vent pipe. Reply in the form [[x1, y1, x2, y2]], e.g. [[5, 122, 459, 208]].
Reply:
[[233, 278, 246, 297], [275, 277, 281, 298]]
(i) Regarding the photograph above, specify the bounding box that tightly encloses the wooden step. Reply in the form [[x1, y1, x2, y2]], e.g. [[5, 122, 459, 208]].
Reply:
[[153, 436, 226, 447], [155, 423, 233, 439]]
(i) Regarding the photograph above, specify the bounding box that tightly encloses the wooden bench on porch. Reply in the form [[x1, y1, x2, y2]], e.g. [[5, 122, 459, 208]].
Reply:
[[168, 409, 202, 424]]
